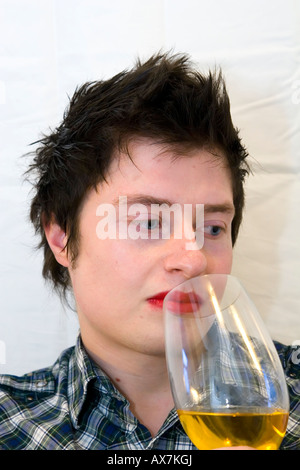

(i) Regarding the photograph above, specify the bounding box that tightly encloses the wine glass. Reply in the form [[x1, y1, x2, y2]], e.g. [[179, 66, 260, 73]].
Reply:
[[164, 274, 289, 450]]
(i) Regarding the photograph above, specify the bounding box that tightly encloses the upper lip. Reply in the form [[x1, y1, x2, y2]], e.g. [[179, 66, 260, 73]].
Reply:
[[147, 290, 202, 305], [147, 291, 170, 301], [169, 290, 203, 304]]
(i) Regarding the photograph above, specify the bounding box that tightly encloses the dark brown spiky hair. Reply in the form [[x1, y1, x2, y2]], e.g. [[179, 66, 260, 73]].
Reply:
[[26, 52, 249, 297]]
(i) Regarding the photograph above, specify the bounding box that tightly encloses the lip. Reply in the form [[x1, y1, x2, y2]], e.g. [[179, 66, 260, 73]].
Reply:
[[147, 291, 170, 309], [147, 290, 203, 313], [164, 290, 203, 314]]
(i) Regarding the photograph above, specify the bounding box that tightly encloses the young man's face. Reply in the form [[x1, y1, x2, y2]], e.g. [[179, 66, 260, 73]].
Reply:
[[66, 139, 235, 359]]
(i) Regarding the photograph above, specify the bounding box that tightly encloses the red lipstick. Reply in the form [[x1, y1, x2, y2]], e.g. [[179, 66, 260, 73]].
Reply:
[[147, 290, 203, 313], [147, 291, 170, 309], [164, 290, 203, 314]]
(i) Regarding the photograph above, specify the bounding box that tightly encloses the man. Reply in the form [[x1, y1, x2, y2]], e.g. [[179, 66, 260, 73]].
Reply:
[[0, 52, 299, 450]]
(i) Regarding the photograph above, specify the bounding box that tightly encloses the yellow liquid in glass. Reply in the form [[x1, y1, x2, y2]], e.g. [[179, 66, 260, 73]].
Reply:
[[177, 409, 288, 450]]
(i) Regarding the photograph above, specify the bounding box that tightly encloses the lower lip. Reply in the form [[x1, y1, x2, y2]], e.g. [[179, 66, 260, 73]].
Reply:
[[165, 300, 202, 314], [147, 292, 202, 313], [169, 291, 203, 314], [147, 298, 165, 309]]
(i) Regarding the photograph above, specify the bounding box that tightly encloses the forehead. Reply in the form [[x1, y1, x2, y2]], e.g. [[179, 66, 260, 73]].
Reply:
[[104, 139, 233, 203]]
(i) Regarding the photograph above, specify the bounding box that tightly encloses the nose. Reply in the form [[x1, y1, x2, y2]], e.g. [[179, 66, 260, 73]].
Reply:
[[163, 239, 207, 279]]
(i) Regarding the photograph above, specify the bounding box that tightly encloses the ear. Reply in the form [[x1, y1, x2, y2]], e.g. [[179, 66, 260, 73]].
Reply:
[[43, 220, 69, 268]]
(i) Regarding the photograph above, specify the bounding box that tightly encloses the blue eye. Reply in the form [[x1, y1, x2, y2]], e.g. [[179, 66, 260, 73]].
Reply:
[[138, 218, 160, 231], [147, 219, 160, 230], [204, 225, 222, 237]]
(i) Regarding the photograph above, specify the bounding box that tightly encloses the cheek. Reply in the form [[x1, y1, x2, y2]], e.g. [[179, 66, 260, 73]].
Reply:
[[222, 254, 233, 273], [206, 242, 233, 274], [217, 249, 233, 273], [72, 238, 147, 297]]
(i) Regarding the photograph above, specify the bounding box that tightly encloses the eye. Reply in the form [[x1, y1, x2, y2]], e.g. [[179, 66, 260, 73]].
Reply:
[[140, 218, 160, 231], [130, 217, 160, 231], [204, 225, 223, 237], [144, 219, 160, 230]]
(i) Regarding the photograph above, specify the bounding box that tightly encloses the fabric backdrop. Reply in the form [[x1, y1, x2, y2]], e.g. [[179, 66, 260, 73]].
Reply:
[[0, 0, 299, 374]]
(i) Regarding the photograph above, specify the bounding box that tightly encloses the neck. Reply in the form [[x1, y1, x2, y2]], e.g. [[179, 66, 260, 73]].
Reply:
[[81, 334, 175, 436]]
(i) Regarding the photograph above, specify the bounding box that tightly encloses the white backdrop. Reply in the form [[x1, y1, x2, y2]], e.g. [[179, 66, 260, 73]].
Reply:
[[0, 0, 299, 375]]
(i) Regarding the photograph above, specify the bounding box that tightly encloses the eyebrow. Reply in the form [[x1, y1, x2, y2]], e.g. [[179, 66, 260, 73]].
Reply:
[[204, 203, 235, 216], [113, 195, 176, 207], [112, 194, 235, 215]]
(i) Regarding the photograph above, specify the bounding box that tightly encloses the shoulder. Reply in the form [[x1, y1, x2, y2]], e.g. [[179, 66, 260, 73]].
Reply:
[[0, 345, 75, 399], [0, 346, 75, 449], [274, 340, 300, 379]]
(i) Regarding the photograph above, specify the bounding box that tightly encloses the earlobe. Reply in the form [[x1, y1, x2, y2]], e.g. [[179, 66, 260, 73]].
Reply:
[[44, 221, 69, 268]]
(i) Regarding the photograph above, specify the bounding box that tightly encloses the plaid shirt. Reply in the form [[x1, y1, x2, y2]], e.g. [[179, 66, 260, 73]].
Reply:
[[0, 336, 299, 450]]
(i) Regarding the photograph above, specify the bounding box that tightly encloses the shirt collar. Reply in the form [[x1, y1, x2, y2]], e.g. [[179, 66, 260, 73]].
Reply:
[[68, 335, 127, 429]]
